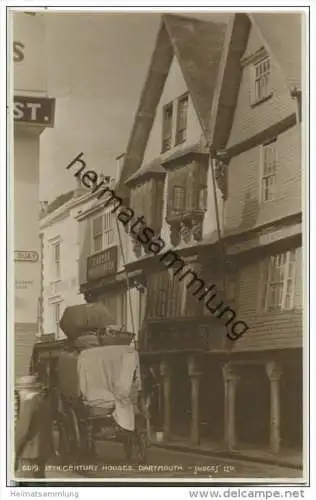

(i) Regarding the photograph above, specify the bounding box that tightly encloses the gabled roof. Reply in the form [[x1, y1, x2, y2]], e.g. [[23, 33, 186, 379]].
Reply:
[[163, 14, 227, 132], [208, 12, 302, 150], [117, 13, 227, 194], [250, 12, 302, 90]]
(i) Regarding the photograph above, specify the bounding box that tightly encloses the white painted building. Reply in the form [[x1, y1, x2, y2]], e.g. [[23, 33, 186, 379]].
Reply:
[[13, 12, 55, 378], [40, 188, 92, 339]]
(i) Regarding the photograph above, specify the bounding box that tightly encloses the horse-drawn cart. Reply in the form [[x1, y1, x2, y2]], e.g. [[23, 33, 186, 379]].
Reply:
[[43, 304, 148, 465]]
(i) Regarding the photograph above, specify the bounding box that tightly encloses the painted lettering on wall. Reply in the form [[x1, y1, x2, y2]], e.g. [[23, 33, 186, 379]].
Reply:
[[13, 41, 25, 62]]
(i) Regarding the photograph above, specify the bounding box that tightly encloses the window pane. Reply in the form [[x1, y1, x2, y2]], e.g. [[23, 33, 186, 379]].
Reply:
[[93, 216, 102, 236], [162, 104, 173, 151], [172, 186, 185, 212], [176, 95, 188, 144], [94, 235, 102, 251], [54, 243, 60, 261], [254, 57, 271, 102]]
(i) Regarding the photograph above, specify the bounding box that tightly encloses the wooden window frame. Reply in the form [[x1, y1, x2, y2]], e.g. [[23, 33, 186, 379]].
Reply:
[[50, 300, 62, 339], [175, 93, 189, 145], [103, 212, 115, 247], [260, 139, 277, 203], [251, 56, 272, 105], [92, 215, 103, 253], [263, 250, 297, 312], [162, 102, 173, 153], [171, 185, 186, 213], [52, 240, 61, 280]]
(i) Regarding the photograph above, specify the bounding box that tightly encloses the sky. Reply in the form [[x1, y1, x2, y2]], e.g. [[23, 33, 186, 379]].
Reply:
[[39, 11, 230, 203]]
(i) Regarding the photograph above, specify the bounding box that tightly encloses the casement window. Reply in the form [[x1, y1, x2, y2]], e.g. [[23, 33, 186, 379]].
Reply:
[[262, 250, 296, 312], [172, 185, 185, 213], [92, 216, 103, 252], [253, 57, 272, 104], [162, 103, 173, 152], [92, 212, 116, 253], [103, 212, 115, 247], [261, 140, 277, 202], [175, 94, 189, 145]]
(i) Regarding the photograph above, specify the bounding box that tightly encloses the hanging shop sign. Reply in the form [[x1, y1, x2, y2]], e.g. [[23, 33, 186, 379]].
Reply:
[[87, 246, 118, 282]]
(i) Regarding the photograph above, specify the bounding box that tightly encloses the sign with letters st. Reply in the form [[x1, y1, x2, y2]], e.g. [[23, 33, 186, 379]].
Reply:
[[14, 96, 55, 127]]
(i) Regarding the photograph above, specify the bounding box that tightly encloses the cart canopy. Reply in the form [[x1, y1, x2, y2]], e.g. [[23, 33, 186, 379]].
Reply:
[[57, 344, 141, 431]]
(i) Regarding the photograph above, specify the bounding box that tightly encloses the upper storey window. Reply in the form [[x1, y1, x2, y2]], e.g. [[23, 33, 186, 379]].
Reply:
[[91, 211, 116, 254], [92, 216, 103, 252], [161, 93, 189, 152], [162, 102, 173, 152], [51, 240, 61, 280], [260, 139, 277, 202], [171, 185, 185, 213], [252, 56, 272, 104], [175, 94, 189, 145]]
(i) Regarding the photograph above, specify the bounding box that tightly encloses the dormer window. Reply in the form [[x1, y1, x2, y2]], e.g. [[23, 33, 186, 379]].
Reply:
[[162, 102, 173, 152], [253, 56, 272, 104], [162, 94, 189, 152], [175, 93, 189, 145]]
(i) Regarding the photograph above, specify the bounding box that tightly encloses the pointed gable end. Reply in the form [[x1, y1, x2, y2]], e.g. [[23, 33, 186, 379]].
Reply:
[[117, 14, 227, 195], [250, 12, 302, 90], [209, 12, 302, 152]]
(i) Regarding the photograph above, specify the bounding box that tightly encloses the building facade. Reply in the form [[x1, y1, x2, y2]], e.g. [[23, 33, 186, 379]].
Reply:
[[115, 12, 303, 456], [40, 188, 91, 339], [13, 12, 55, 378], [77, 172, 130, 335], [208, 13, 302, 453], [119, 13, 229, 444]]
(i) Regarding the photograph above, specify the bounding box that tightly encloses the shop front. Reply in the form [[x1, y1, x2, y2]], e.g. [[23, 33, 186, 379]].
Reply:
[[136, 255, 228, 445]]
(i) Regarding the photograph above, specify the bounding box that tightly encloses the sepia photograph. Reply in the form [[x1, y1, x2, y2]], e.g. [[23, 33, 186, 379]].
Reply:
[[9, 7, 307, 485]]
